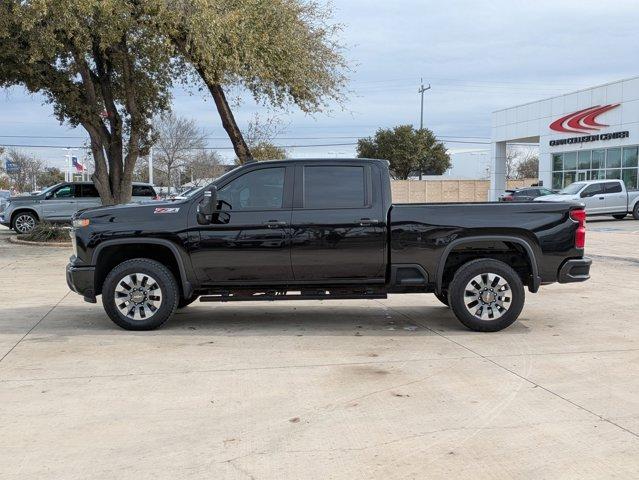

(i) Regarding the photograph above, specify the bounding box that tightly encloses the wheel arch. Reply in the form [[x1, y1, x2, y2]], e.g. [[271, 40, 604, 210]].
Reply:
[[10, 208, 40, 226], [436, 235, 540, 294], [92, 239, 193, 299]]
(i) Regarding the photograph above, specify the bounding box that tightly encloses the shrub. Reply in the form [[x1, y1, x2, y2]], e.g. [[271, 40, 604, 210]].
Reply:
[[20, 222, 70, 243]]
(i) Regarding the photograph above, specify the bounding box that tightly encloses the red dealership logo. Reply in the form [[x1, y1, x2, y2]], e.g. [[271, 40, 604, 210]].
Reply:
[[549, 104, 620, 134]]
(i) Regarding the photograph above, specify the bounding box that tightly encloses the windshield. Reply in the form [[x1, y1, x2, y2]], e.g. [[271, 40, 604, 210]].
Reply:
[[559, 182, 586, 195]]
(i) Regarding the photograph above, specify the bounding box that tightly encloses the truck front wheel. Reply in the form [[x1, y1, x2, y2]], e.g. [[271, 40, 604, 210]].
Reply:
[[102, 258, 179, 330], [448, 259, 525, 332]]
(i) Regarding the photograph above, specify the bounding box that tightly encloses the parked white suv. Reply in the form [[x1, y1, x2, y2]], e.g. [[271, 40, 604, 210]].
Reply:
[[534, 179, 639, 219]]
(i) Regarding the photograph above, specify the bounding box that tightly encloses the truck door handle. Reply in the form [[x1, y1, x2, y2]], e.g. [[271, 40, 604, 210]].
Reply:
[[599, 197, 605, 200], [264, 220, 287, 228], [358, 218, 380, 226]]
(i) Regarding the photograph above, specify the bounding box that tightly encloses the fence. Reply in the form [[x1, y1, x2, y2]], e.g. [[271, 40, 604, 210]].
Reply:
[[390, 178, 538, 203]]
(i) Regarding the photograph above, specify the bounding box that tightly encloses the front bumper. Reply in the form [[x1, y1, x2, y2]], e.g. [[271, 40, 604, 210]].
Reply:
[[0, 213, 9, 227], [557, 257, 592, 283], [66, 262, 97, 303]]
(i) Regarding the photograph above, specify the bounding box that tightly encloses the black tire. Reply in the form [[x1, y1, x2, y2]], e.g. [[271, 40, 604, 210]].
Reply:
[[102, 258, 179, 330], [12, 211, 38, 234], [612, 214, 626, 220], [633, 203, 639, 221], [448, 259, 525, 332], [177, 295, 199, 309], [434, 291, 449, 307]]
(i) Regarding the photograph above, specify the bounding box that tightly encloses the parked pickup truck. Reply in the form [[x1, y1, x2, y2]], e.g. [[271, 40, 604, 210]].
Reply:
[[534, 179, 639, 220], [67, 158, 591, 332], [0, 181, 157, 234]]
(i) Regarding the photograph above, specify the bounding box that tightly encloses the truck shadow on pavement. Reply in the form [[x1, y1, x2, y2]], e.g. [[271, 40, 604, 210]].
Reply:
[[27, 302, 531, 336]]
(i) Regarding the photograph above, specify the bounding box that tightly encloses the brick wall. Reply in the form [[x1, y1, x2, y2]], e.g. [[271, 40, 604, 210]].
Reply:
[[391, 178, 538, 203]]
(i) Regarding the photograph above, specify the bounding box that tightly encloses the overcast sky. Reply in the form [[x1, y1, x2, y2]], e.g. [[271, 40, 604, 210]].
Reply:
[[2, 0, 639, 169]]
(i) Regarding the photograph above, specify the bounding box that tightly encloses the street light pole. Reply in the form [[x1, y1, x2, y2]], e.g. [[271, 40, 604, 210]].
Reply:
[[148, 147, 154, 185]]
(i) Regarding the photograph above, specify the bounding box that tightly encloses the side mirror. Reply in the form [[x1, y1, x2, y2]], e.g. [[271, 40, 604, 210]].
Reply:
[[196, 186, 218, 225], [580, 190, 591, 198]]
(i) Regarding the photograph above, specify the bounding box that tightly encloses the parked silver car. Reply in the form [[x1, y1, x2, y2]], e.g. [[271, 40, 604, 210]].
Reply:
[[534, 179, 639, 219], [0, 182, 157, 234]]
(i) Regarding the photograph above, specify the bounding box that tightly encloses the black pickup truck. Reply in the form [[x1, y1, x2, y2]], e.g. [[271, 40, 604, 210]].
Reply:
[[67, 158, 591, 332]]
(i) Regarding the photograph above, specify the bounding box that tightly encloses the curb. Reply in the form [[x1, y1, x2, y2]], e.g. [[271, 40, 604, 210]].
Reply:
[[8, 236, 72, 248]]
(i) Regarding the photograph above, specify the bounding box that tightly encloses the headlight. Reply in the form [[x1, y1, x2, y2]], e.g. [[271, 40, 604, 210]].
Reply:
[[72, 218, 90, 228]]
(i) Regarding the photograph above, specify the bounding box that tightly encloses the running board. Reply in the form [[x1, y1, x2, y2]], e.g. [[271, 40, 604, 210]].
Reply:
[[199, 292, 387, 302]]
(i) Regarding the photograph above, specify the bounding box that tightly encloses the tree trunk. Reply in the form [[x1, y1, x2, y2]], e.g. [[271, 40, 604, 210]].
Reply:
[[203, 80, 253, 164]]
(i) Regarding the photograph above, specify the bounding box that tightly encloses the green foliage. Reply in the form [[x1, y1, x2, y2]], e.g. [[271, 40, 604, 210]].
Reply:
[[250, 142, 288, 161], [357, 125, 451, 180], [37, 167, 65, 189], [20, 222, 70, 243]]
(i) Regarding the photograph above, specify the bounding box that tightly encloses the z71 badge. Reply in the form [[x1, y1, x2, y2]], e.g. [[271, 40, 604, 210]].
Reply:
[[154, 207, 180, 214]]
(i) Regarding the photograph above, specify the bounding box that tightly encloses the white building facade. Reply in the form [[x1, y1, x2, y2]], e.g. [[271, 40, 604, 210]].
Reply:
[[490, 76, 639, 200]]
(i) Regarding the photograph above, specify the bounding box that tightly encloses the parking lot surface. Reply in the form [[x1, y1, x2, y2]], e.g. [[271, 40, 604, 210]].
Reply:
[[1, 220, 638, 479]]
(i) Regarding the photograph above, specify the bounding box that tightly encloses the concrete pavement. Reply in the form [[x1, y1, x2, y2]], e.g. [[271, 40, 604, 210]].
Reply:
[[1, 222, 638, 479]]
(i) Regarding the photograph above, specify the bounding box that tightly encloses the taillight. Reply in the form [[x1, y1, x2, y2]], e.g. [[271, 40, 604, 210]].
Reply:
[[570, 208, 586, 249], [502, 195, 514, 201]]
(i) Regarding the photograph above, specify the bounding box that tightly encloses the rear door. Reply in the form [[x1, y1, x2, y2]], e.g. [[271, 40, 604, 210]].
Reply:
[[290, 162, 386, 283], [76, 184, 102, 211], [42, 183, 78, 220], [602, 181, 627, 213], [579, 183, 604, 213]]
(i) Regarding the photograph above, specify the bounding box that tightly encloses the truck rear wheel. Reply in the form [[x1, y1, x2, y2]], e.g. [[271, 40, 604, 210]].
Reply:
[[102, 258, 179, 330], [448, 259, 524, 332], [633, 203, 639, 220]]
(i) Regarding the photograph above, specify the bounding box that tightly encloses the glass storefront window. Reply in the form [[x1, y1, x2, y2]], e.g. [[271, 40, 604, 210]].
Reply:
[[605, 169, 621, 180], [563, 171, 576, 187], [591, 150, 605, 169], [551, 146, 639, 189], [552, 154, 563, 171], [563, 152, 577, 170], [606, 148, 622, 169], [622, 169, 638, 190], [577, 150, 591, 170], [622, 147, 638, 168], [552, 172, 562, 190]]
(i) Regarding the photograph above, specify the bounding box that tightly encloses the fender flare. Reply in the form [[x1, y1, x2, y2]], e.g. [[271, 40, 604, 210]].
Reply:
[[92, 238, 194, 298], [436, 235, 540, 294]]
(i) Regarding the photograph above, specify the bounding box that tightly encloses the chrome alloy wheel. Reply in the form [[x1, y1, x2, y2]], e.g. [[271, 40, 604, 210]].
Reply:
[[114, 273, 162, 321], [14, 214, 36, 233], [464, 273, 511, 320]]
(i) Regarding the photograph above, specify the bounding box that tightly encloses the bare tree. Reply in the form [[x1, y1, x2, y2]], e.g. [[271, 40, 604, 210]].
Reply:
[[506, 148, 539, 179], [185, 151, 223, 186], [240, 114, 288, 163], [154, 113, 207, 190], [4, 150, 42, 192]]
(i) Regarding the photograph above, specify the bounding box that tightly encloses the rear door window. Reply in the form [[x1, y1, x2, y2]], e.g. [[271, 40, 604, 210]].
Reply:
[[303, 166, 366, 209], [132, 185, 157, 197], [604, 182, 622, 194], [79, 184, 100, 197]]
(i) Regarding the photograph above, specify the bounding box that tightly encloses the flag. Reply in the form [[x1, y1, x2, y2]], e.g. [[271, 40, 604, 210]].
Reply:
[[72, 156, 85, 172]]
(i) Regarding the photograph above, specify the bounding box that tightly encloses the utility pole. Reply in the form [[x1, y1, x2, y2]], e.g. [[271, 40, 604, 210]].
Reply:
[[418, 78, 431, 130], [418, 79, 431, 180]]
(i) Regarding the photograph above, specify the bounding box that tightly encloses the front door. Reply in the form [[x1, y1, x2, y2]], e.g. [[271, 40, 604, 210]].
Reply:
[[42, 184, 78, 220], [579, 183, 605, 213], [290, 163, 386, 282], [190, 165, 294, 285]]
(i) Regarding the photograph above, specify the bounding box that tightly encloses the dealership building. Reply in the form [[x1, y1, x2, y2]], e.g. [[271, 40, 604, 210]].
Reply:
[[490, 76, 639, 200]]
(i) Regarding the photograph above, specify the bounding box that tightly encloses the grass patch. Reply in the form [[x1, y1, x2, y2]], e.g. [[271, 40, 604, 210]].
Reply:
[[19, 222, 71, 243]]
